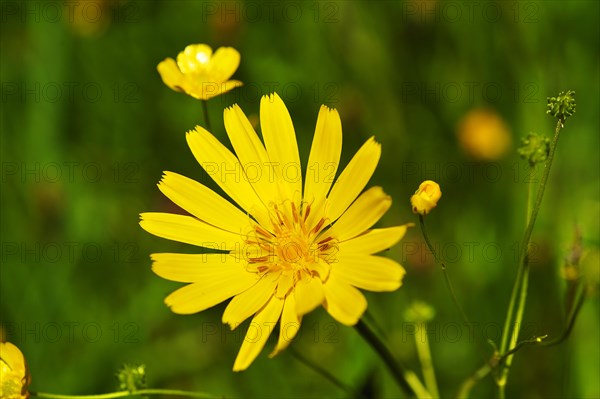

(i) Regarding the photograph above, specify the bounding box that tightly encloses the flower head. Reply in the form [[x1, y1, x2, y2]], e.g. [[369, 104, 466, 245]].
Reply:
[[547, 90, 576, 122], [411, 180, 441, 215], [0, 342, 30, 399], [141, 93, 409, 371], [157, 44, 242, 100], [117, 364, 147, 392], [518, 132, 551, 167]]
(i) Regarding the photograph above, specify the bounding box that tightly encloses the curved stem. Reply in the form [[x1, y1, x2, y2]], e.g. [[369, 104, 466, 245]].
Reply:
[[355, 318, 428, 398], [418, 215, 472, 335], [31, 389, 216, 399]]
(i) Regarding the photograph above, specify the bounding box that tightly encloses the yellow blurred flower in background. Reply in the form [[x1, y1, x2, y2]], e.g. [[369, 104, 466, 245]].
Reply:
[[157, 44, 242, 100], [141, 93, 409, 371], [457, 109, 512, 161], [411, 180, 441, 215], [0, 342, 30, 399]]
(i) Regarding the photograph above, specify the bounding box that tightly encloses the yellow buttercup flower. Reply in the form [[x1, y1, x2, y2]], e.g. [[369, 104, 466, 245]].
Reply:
[[141, 93, 409, 371], [157, 44, 242, 100], [0, 342, 30, 399], [411, 180, 441, 215], [457, 109, 512, 161]]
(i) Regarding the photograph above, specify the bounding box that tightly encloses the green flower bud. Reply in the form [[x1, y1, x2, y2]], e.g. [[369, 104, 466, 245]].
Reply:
[[404, 301, 436, 323], [546, 90, 576, 122], [518, 132, 551, 167], [117, 364, 147, 392]]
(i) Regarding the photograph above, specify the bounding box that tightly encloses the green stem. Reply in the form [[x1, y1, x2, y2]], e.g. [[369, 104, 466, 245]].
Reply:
[[415, 322, 440, 398], [498, 170, 534, 398], [355, 319, 429, 398], [497, 166, 535, 367], [288, 346, 364, 398], [201, 100, 212, 132], [31, 389, 216, 399], [497, 120, 563, 395]]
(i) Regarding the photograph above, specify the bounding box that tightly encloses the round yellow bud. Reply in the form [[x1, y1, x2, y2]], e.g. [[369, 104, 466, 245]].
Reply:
[[0, 342, 30, 399], [411, 180, 442, 215]]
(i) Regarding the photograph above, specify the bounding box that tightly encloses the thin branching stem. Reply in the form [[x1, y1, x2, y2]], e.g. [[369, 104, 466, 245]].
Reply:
[[498, 120, 563, 397], [456, 279, 585, 398]]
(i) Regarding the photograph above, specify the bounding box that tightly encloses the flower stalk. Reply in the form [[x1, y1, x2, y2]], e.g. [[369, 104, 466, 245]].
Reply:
[[418, 215, 470, 329], [201, 100, 212, 132], [497, 118, 566, 397]]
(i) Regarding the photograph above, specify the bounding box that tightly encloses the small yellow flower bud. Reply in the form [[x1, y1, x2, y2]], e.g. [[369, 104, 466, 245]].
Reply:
[[0, 342, 30, 399], [411, 180, 442, 215]]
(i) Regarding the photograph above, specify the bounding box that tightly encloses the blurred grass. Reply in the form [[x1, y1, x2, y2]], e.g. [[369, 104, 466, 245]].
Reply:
[[1, 0, 599, 397]]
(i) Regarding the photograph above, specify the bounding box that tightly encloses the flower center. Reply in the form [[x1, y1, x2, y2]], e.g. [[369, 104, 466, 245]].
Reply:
[[245, 201, 336, 285]]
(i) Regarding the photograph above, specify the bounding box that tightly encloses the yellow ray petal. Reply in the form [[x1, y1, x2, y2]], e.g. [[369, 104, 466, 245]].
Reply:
[[338, 225, 410, 255], [140, 212, 242, 250], [233, 295, 284, 371], [325, 186, 391, 241], [260, 93, 302, 201], [304, 105, 342, 205], [222, 274, 279, 329], [332, 255, 405, 292], [275, 271, 295, 298], [208, 47, 241, 83], [165, 270, 259, 314], [158, 171, 250, 234], [270, 294, 301, 357], [323, 276, 367, 326], [224, 105, 278, 205], [157, 58, 184, 92], [294, 276, 325, 316], [151, 253, 245, 283], [326, 137, 381, 223], [186, 127, 271, 227]]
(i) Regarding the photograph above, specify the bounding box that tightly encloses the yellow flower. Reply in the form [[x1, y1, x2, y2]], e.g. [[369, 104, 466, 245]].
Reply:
[[141, 93, 409, 371], [157, 44, 242, 100], [0, 342, 30, 399], [457, 109, 512, 161], [411, 180, 441, 215]]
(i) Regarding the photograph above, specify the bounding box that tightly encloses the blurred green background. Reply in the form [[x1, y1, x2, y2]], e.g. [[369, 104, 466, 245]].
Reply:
[[1, 0, 599, 398]]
